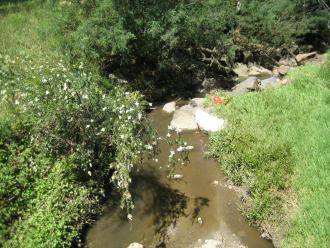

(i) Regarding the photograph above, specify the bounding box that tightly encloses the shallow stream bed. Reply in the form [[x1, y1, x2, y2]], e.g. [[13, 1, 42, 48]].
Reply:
[[86, 108, 273, 248]]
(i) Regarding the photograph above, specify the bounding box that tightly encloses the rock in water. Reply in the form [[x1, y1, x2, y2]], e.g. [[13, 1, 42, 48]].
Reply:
[[172, 174, 184, 180], [127, 242, 144, 248], [162, 101, 176, 113], [195, 109, 225, 132], [170, 108, 198, 131], [231, 77, 259, 95], [202, 239, 223, 248]]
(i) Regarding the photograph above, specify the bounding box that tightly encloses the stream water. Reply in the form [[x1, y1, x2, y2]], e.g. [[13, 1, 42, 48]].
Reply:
[[86, 107, 274, 248]]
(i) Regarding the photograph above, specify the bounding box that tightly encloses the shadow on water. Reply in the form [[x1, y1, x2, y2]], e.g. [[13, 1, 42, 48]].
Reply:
[[130, 172, 210, 246]]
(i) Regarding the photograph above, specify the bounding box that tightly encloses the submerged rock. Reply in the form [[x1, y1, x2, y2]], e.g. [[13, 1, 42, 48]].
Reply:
[[231, 77, 259, 95], [127, 242, 144, 248], [202, 239, 223, 248], [172, 174, 184, 180], [163, 101, 176, 113], [195, 109, 225, 133], [170, 107, 198, 131]]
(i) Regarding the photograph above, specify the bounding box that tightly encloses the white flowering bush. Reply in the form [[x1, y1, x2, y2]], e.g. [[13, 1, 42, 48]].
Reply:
[[0, 53, 159, 247]]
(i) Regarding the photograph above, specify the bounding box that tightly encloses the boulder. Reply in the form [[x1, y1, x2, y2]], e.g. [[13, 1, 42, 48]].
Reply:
[[248, 66, 272, 76], [190, 98, 205, 108], [170, 107, 198, 131], [233, 63, 249, 78], [163, 101, 176, 113], [259, 77, 281, 90], [202, 239, 223, 248], [231, 77, 259, 95], [278, 57, 297, 67], [295, 52, 317, 63], [195, 109, 225, 132], [127, 242, 144, 248], [274, 65, 290, 76], [202, 78, 219, 91]]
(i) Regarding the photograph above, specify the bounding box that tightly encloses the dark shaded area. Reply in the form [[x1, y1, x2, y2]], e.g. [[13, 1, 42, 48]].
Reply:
[[130, 173, 188, 244], [191, 197, 209, 224]]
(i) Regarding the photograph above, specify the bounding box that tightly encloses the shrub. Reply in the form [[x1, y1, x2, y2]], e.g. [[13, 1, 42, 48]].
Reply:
[[0, 53, 157, 247], [49, 0, 329, 99]]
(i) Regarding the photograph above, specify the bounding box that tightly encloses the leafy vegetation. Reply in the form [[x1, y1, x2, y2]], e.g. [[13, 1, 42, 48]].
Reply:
[[0, 2, 157, 247], [51, 0, 329, 99], [208, 53, 330, 247]]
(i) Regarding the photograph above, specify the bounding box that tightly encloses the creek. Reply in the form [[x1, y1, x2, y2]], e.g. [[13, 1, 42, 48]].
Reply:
[[86, 107, 273, 248]]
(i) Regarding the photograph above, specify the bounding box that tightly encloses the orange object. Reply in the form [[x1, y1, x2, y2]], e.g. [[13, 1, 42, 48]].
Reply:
[[212, 96, 225, 105]]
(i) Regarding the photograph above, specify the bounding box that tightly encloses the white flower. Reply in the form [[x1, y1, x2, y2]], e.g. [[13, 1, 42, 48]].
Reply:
[[135, 101, 139, 106], [138, 113, 142, 120], [154, 158, 159, 163], [149, 102, 152, 107], [45, 90, 50, 95], [100, 127, 105, 132], [82, 94, 88, 99], [90, 119, 94, 123], [176, 128, 182, 133], [127, 214, 133, 221], [127, 116, 131, 120], [145, 144, 153, 150], [169, 150, 175, 158], [102, 107, 107, 111], [166, 133, 171, 138], [177, 146, 183, 152], [87, 171, 92, 176], [14, 100, 19, 105], [63, 82, 67, 91], [86, 124, 90, 128]]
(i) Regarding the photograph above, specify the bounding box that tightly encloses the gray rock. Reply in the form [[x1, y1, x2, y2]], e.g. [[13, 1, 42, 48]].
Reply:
[[278, 57, 297, 67], [233, 63, 249, 78], [202, 78, 218, 91], [231, 77, 259, 95], [190, 98, 205, 108], [162, 101, 176, 113], [170, 107, 198, 131], [259, 76, 281, 90], [195, 109, 225, 133], [248, 66, 272, 76], [202, 239, 223, 248], [127, 242, 144, 248], [273, 65, 290, 76], [295, 52, 317, 63]]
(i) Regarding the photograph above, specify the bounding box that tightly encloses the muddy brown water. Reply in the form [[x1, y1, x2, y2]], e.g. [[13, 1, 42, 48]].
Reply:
[[86, 108, 273, 248]]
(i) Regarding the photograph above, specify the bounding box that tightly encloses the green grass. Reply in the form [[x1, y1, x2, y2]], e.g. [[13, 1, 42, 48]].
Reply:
[[209, 55, 330, 247], [0, 0, 59, 58]]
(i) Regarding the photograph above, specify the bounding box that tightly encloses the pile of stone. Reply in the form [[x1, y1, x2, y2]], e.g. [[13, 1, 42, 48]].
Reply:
[[162, 98, 225, 133]]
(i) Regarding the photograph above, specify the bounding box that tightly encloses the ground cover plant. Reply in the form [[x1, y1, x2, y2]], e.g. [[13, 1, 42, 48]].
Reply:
[[208, 53, 330, 247]]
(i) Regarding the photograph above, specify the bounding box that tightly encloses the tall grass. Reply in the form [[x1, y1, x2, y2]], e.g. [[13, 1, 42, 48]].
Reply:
[[209, 54, 330, 247]]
